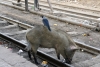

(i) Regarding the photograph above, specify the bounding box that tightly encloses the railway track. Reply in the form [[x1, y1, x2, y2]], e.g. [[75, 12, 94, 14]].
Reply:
[[0, 0, 97, 29], [0, 14, 100, 67], [19, 0, 100, 24], [0, 0, 100, 67], [39, 0, 100, 15], [1, 0, 100, 30]]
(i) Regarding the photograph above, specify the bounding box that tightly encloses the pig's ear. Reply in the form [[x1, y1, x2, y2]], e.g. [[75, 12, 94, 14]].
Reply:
[[70, 45, 79, 50]]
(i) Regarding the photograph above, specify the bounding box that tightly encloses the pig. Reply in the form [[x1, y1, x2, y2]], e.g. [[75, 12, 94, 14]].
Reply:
[[26, 25, 78, 64]]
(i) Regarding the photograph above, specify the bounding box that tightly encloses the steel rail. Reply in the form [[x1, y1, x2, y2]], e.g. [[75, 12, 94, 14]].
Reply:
[[0, 15, 33, 29], [20, 0, 100, 17], [39, 3, 100, 18], [20, 0, 100, 23], [5, 0, 100, 24], [74, 40, 100, 55], [39, 0, 100, 13], [0, 2, 96, 29]]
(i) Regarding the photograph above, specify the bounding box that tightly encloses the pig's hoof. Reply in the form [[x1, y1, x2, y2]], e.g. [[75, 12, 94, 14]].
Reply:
[[64, 59, 71, 64], [35, 62, 40, 65], [66, 61, 71, 64], [30, 60, 39, 65]]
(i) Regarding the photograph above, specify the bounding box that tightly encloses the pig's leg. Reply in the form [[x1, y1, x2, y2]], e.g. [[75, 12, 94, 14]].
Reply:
[[31, 45, 39, 65], [28, 51, 32, 60], [57, 53, 60, 60], [55, 49, 60, 60], [61, 50, 71, 64], [28, 50, 39, 64], [31, 52, 39, 65]]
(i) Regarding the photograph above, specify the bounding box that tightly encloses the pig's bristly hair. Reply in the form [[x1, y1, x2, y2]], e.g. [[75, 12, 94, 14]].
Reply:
[[41, 16, 51, 31]]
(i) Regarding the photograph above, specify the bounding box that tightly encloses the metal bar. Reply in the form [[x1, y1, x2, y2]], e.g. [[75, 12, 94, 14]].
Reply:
[[0, 2, 96, 29], [37, 50, 74, 67], [47, 0, 53, 13], [0, 15, 33, 29], [74, 40, 100, 54], [0, 32, 26, 50], [34, 0, 39, 10], [25, 0, 28, 11]]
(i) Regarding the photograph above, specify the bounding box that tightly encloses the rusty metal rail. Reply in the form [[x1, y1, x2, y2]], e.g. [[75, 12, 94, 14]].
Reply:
[[21, 0, 100, 23], [0, 1, 97, 29], [74, 40, 100, 55]]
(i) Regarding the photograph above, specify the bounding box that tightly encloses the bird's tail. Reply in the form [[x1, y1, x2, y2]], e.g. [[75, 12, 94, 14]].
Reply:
[[42, 16, 51, 31]]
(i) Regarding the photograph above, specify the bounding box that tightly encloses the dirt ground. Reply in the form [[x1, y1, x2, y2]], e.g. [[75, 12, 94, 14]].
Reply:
[[0, 0, 100, 66], [55, 0, 100, 8], [75, 0, 100, 8]]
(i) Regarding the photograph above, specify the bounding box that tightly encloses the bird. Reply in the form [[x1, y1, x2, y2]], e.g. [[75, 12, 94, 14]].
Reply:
[[41, 16, 51, 31]]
